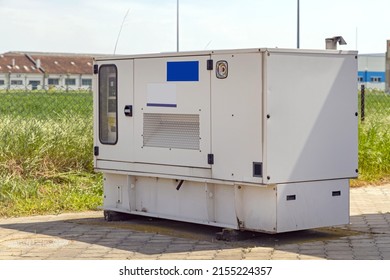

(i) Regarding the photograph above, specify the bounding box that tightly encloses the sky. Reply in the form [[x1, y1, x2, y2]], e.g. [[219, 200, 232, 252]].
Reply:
[[0, 0, 389, 55]]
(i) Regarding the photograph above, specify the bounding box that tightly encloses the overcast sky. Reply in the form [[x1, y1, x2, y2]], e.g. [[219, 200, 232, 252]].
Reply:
[[0, 0, 389, 55]]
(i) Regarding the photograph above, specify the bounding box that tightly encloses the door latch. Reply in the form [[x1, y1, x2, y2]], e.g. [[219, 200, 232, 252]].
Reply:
[[124, 105, 133, 117]]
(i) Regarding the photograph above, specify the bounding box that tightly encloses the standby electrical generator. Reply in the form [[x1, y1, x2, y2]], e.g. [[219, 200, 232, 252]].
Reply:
[[93, 48, 358, 233]]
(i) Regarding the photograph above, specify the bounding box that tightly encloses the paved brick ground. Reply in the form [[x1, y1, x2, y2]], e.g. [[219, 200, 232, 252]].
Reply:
[[0, 184, 389, 260]]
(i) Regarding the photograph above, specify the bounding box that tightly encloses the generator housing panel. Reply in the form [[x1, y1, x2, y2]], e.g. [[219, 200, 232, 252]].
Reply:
[[93, 48, 358, 233]]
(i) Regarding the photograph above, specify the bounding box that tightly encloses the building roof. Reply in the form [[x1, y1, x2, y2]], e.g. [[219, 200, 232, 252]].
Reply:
[[0, 53, 42, 74], [30, 54, 93, 75], [0, 52, 93, 75]]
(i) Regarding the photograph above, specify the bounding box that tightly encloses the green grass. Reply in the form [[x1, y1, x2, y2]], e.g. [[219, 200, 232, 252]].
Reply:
[[355, 122, 390, 184], [353, 89, 390, 186], [0, 173, 102, 217], [0, 90, 93, 119], [0, 89, 389, 217], [0, 90, 102, 217], [0, 116, 93, 174]]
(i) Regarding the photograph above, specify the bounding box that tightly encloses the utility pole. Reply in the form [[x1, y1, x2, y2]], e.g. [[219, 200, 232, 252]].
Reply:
[[297, 0, 300, 49], [177, 0, 179, 52]]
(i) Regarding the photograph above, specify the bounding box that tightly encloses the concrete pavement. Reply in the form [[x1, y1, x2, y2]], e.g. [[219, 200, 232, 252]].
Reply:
[[0, 184, 389, 260]]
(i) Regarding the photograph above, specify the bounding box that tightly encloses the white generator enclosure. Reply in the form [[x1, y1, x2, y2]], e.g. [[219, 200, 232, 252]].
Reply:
[[93, 48, 358, 233]]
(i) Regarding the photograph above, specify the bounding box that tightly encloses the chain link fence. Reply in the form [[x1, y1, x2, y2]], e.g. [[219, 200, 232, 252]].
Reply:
[[0, 89, 92, 119], [359, 85, 390, 124], [0, 89, 94, 179], [1, 84, 92, 92], [0, 88, 389, 183], [357, 86, 390, 182]]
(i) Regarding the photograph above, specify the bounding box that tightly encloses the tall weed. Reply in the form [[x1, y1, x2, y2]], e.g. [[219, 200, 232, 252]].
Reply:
[[0, 90, 101, 217], [358, 120, 390, 182]]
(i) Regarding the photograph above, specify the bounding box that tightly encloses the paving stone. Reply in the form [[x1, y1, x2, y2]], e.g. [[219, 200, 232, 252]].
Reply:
[[186, 255, 215, 260], [377, 247, 390, 253], [354, 255, 381, 260], [380, 253, 390, 259], [244, 256, 272, 260], [271, 252, 299, 258], [20, 252, 51, 258], [299, 249, 326, 255], [186, 251, 217, 257], [157, 252, 188, 258], [214, 250, 244, 260], [101, 253, 133, 259], [247, 247, 274, 252], [164, 246, 194, 253], [326, 255, 354, 260], [325, 244, 351, 249], [1, 185, 390, 260], [298, 255, 326, 260]]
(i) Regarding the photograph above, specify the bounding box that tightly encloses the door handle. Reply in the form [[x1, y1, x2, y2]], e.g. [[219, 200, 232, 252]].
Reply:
[[124, 105, 133, 117]]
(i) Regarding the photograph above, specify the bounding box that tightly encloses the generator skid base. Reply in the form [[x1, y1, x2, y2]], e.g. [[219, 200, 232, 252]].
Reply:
[[94, 48, 358, 233], [103, 210, 134, 222], [102, 173, 349, 233]]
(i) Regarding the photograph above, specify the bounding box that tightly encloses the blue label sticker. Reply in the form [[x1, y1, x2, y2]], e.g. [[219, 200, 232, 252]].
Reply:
[[167, 61, 199, 82]]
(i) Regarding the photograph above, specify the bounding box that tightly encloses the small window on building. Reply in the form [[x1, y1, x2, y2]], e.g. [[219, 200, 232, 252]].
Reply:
[[29, 80, 40, 90], [48, 78, 59, 85], [82, 79, 92, 86], [28, 80, 40, 85], [65, 78, 76, 86], [0, 80, 4, 85], [11, 80, 23, 85], [370, 77, 381, 82], [357, 77, 363, 82]]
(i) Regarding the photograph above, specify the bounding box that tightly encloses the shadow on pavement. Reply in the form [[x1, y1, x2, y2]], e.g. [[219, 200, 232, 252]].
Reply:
[[0, 211, 374, 259]]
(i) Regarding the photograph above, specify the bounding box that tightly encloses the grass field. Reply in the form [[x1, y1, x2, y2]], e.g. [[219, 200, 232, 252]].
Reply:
[[0, 90, 102, 217], [0, 89, 389, 217], [354, 89, 390, 185]]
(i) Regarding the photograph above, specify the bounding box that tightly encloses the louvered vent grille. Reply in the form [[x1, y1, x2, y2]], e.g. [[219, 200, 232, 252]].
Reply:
[[143, 113, 200, 150]]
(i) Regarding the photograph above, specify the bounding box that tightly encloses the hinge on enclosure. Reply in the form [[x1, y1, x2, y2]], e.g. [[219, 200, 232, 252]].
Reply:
[[93, 64, 99, 74], [94, 146, 99, 156], [207, 59, 213, 70], [208, 154, 214, 165]]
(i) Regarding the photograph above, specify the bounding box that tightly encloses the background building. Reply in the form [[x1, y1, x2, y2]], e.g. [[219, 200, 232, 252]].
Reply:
[[0, 52, 93, 91], [1, 49, 389, 92], [358, 53, 386, 90], [386, 40, 390, 92]]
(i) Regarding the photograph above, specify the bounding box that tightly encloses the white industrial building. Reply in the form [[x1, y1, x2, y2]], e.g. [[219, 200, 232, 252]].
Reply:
[[0, 50, 388, 92], [358, 53, 386, 90], [0, 52, 93, 91]]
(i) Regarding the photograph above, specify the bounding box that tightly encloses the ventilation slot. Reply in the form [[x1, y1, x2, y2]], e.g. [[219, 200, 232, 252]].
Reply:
[[253, 162, 263, 177], [143, 113, 200, 150], [332, 191, 341, 197], [286, 195, 296, 201]]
